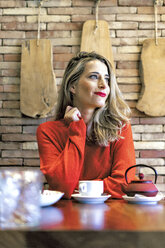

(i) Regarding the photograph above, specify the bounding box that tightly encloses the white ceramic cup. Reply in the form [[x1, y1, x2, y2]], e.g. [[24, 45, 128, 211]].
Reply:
[[79, 180, 104, 196]]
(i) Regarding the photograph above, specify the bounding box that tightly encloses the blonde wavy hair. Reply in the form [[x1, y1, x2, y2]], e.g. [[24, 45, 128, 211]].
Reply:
[[55, 52, 131, 146]]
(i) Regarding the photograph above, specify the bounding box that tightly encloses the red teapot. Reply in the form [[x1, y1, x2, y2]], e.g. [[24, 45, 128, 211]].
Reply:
[[123, 164, 158, 197]]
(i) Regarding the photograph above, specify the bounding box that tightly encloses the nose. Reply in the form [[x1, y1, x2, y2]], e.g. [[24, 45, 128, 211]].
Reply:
[[98, 77, 107, 89]]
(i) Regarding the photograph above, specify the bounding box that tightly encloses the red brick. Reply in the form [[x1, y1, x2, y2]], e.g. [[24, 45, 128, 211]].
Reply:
[[2, 22, 41, 31], [119, 0, 154, 6], [48, 7, 91, 15], [135, 150, 140, 158], [72, 0, 95, 7], [0, 16, 25, 23], [4, 54, 21, 62], [117, 61, 139, 69], [0, 109, 21, 117], [130, 108, 146, 118], [140, 118, 165, 124], [0, 31, 25, 39], [138, 7, 155, 14], [0, 93, 20, 100], [48, 22, 82, 31], [127, 101, 137, 108], [116, 69, 139, 77], [131, 118, 140, 125], [119, 85, 140, 93], [0, 1, 26, 7], [3, 101, 20, 109], [2, 69, 20, 77], [72, 0, 117, 6], [54, 61, 69, 69], [71, 15, 96, 22], [53, 53, 74, 62], [2, 22, 17, 30], [2, 134, 36, 142], [53, 46, 72, 53], [24, 159, 40, 166], [0, 126, 21, 133], [23, 126, 38, 134], [2, 150, 39, 158], [54, 70, 65, 77], [26, 30, 70, 39], [0, 85, 3, 92], [140, 150, 165, 158], [138, 6, 165, 14], [4, 85, 19, 93], [0, 158, 22, 166], [1, 118, 47, 125], [0, 141, 21, 149]]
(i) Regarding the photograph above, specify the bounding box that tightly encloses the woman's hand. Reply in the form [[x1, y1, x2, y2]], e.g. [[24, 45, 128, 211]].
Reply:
[[64, 106, 82, 124]]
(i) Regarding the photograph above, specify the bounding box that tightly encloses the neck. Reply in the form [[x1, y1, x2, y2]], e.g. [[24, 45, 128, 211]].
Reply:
[[78, 107, 94, 124]]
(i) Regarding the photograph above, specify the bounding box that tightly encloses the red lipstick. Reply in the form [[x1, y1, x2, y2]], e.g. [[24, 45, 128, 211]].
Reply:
[[94, 92, 106, 97]]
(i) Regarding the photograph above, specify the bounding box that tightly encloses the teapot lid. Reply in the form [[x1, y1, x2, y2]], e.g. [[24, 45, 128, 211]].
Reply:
[[131, 172, 152, 184], [125, 164, 157, 184]]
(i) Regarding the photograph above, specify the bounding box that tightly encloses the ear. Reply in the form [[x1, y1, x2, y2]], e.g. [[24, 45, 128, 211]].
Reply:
[[70, 84, 76, 94]]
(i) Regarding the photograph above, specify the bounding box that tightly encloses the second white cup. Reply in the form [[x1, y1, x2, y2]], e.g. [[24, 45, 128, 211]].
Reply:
[[79, 180, 104, 196]]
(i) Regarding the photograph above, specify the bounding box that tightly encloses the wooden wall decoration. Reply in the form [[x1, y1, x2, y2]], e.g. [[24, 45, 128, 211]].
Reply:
[[80, 20, 115, 70], [20, 0, 57, 118], [20, 39, 57, 118], [136, 1, 165, 117], [136, 39, 165, 116], [80, 0, 115, 71]]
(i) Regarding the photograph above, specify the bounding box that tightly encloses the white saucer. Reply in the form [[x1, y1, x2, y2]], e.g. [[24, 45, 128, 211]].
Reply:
[[40, 190, 64, 207], [122, 192, 164, 205], [71, 193, 111, 204]]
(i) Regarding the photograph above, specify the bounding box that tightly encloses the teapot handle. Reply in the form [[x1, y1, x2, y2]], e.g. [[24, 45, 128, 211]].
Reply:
[[125, 164, 157, 184]]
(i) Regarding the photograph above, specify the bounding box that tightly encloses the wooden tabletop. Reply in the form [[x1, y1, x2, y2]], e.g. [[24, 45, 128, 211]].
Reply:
[[39, 198, 165, 231], [1, 198, 165, 248]]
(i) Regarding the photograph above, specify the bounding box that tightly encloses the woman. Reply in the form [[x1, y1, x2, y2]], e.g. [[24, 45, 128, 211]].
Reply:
[[36, 51, 136, 199]]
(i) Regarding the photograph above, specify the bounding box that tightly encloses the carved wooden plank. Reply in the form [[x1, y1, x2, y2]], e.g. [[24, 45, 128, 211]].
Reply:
[[136, 38, 165, 116], [20, 39, 57, 118], [80, 20, 115, 71]]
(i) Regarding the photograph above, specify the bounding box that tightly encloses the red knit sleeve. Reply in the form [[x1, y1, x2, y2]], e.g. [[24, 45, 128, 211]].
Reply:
[[103, 123, 136, 198], [36, 119, 86, 199]]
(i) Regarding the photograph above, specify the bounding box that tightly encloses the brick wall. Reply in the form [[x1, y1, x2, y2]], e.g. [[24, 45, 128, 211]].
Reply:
[[0, 0, 165, 189]]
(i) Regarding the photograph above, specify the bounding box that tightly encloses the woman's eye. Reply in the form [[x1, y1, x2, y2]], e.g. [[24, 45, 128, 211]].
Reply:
[[105, 77, 110, 84], [89, 74, 98, 79]]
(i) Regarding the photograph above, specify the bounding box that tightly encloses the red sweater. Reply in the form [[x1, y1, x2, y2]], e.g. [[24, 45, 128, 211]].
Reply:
[[36, 119, 136, 199]]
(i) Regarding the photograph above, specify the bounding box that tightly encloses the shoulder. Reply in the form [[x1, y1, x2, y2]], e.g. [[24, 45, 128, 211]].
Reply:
[[116, 121, 133, 142], [37, 119, 67, 135], [111, 122, 133, 145], [121, 122, 132, 134], [38, 119, 66, 128]]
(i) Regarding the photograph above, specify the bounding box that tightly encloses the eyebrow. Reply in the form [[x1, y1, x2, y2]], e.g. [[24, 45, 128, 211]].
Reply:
[[90, 72, 110, 77]]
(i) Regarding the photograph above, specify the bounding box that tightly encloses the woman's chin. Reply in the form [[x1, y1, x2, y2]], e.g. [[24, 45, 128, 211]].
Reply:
[[96, 102, 106, 108]]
